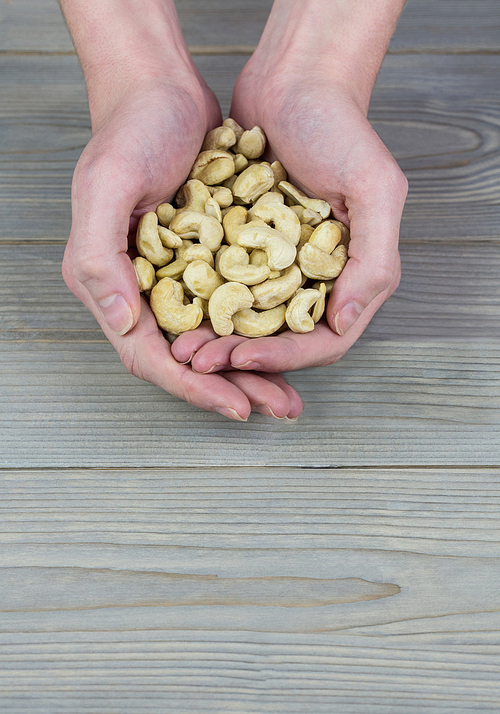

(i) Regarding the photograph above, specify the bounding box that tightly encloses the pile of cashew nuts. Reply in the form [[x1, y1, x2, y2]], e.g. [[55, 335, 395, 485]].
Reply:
[[133, 119, 350, 338]]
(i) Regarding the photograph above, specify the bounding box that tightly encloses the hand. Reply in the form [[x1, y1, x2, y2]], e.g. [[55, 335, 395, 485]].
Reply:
[[62, 77, 302, 420], [173, 39, 407, 376]]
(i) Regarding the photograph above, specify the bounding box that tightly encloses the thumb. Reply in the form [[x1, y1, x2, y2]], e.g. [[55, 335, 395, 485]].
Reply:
[[328, 171, 407, 336], [62, 161, 142, 336]]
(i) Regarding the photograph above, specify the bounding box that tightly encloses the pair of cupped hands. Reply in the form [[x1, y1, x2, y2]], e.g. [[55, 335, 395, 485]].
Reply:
[[62, 58, 407, 422]]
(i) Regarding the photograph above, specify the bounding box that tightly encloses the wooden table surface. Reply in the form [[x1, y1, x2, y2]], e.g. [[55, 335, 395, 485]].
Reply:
[[1, 1, 499, 711]]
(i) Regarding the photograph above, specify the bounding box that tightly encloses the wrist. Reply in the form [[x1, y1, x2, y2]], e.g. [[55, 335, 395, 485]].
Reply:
[[248, 0, 405, 112], [60, 0, 205, 128]]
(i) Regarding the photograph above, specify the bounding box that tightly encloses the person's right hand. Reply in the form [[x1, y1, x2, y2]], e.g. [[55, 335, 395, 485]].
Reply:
[[62, 76, 302, 421]]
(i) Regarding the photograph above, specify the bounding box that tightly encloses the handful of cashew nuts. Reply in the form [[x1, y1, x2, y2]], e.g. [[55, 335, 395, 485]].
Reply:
[[133, 120, 349, 338]]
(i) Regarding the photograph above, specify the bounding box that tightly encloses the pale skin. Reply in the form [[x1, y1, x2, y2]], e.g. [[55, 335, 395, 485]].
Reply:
[[60, 0, 408, 421]]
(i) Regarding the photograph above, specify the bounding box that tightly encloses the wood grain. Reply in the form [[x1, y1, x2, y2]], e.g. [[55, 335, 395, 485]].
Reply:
[[2, 53, 500, 242], [2, 0, 500, 53], [1, 340, 499, 468], [1, 243, 499, 341], [1, 467, 500, 712]]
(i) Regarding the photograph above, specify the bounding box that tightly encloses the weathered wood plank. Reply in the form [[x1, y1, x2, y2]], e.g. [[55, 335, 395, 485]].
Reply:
[[2, 1, 500, 54], [1, 243, 499, 341], [0, 466, 500, 712], [1, 341, 498, 468], [2, 53, 500, 242]]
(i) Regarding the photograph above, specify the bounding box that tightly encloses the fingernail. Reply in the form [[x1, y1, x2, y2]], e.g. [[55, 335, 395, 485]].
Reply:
[[214, 407, 247, 422], [335, 301, 363, 336], [231, 360, 263, 370], [196, 363, 222, 374], [98, 294, 133, 335], [254, 404, 286, 420], [178, 350, 198, 365]]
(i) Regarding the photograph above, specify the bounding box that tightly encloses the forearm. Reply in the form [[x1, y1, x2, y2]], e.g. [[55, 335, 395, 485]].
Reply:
[[253, 0, 406, 111], [59, 0, 198, 126]]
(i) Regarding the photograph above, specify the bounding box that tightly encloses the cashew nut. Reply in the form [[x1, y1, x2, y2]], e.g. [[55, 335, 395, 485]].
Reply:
[[223, 117, 244, 140], [251, 263, 303, 310], [289, 205, 323, 226], [204, 197, 222, 222], [176, 179, 211, 214], [133, 256, 156, 292], [248, 201, 301, 246], [311, 282, 327, 323], [208, 186, 233, 208], [232, 163, 275, 204], [189, 150, 235, 185], [309, 220, 342, 253], [234, 126, 266, 160], [208, 282, 254, 336], [298, 242, 348, 280], [237, 224, 297, 271], [278, 181, 331, 219], [218, 244, 271, 285], [271, 160, 287, 190], [158, 226, 183, 249], [222, 205, 248, 245], [183, 243, 214, 267], [201, 125, 236, 152], [156, 203, 176, 227], [150, 277, 203, 334], [233, 153, 249, 173], [169, 210, 224, 251], [249, 249, 280, 280], [286, 288, 324, 333], [136, 212, 173, 267], [155, 259, 187, 281], [183, 260, 225, 300], [232, 304, 287, 337]]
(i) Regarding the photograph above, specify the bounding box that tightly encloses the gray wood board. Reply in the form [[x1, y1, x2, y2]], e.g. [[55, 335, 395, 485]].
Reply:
[[1, 243, 499, 341], [1, 466, 500, 712], [1, 340, 499, 468], [1, 0, 500, 53], [2, 53, 500, 242]]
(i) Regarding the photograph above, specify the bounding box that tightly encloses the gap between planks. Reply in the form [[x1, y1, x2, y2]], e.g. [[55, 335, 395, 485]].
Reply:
[[1, 465, 499, 473]]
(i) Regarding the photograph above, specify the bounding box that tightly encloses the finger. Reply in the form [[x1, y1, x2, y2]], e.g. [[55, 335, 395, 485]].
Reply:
[[106, 297, 254, 421], [170, 321, 220, 364], [329, 162, 407, 336], [63, 157, 143, 336], [191, 334, 248, 374], [257, 372, 303, 419], [222, 370, 292, 419]]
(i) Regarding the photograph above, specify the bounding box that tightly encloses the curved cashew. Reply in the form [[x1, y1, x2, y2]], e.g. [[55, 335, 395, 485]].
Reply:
[[251, 263, 303, 310], [201, 125, 236, 152], [189, 150, 235, 185], [234, 126, 267, 160], [169, 210, 224, 251], [286, 288, 324, 333], [218, 244, 270, 285], [233, 153, 249, 173], [289, 205, 322, 226], [298, 242, 348, 280], [331, 219, 351, 247], [232, 304, 287, 337], [271, 160, 287, 190], [311, 282, 327, 323], [309, 221, 342, 254], [176, 179, 211, 214], [182, 243, 214, 267], [158, 226, 182, 249], [156, 203, 176, 227], [278, 180, 331, 219], [133, 257, 156, 292], [136, 212, 173, 267], [232, 163, 275, 204], [208, 282, 254, 336], [223, 117, 244, 141], [204, 197, 222, 222], [150, 277, 203, 334], [222, 205, 248, 245], [214, 244, 229, 274], [237, 224, 296, 271], [156, 258, 187, 281], [248, 201, 301, 246], [208, 186, 233, 208], [193, 296, 210, 320], [249, 249, 280, 280], [183, 260, 225, 300], [252, 191, 284, 207]]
